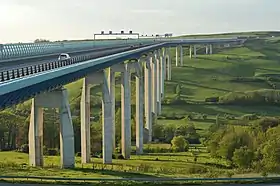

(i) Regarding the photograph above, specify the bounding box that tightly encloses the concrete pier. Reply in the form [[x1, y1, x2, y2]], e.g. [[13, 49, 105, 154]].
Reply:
[[29, 88, 75, 168], [80, 71, 113, 164], [101, 71, 113, 164], [210, 44, 213, 54], [80, 78, 91, 163], [166, 48, 171, 81], [180, 45, 183, 66], [108, 68, 116, 150], [175, 47, 178, 67], [135, 61, 144, 154], [29, 100, 43, 167], [156, 50, 162, 115], [206, 45, 209, 55], [121, 64, 131, 159], [152, 52, 158, 118], [144, 57, 153, 142], [189, 46, 192, 59], [160, 49, 165, 99]]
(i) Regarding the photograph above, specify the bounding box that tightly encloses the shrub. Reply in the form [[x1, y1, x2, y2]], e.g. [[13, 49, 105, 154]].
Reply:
[[117, 154, 125, 159], [171, 136, 189, 152], [46, 148, 59, 156], [241, 114, 258, 121], [112, 154, 116, 159], [202, 114, 207, 120], [205, 97, 219, 103], [76, 152, 81, 157], [20, 144, 29, 153]]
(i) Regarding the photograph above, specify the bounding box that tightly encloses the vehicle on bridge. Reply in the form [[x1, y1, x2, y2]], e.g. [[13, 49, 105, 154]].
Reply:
[[58, 53, 71, 60]]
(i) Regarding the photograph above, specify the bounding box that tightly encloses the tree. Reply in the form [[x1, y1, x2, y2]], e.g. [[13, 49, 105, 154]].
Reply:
[[171, 136, 189, 152], [232, 146, 254, 168], [0, 110, 25, 150], [260, 137, 280, 172], [34, 39, 50, 43]]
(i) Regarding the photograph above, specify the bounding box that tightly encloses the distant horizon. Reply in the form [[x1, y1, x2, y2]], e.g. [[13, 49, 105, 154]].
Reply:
[[1, 30, 279, 44]]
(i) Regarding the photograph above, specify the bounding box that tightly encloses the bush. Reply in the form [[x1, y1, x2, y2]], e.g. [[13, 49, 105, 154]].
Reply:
[[112, 154, 116, 159], [202, 114, 207, 120], [171, 136, 189, 152], [241, 114, 258, 121], [76, 152, 81, 157], [117, 154, 125, 159], [219, 89, 280, 105], [20, 144, 29, 153], [205, 97, 219, 103], [46, 148, 59, 156]]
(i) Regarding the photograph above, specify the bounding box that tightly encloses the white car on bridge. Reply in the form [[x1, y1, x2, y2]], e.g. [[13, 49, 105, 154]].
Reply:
[[58, 53, 71, 60]]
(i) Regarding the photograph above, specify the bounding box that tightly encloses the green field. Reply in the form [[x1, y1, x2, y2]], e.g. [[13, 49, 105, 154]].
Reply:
[[2, 31, 280, 182]]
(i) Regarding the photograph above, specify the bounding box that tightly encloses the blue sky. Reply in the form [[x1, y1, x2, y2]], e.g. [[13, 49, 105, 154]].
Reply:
[[0, 0, 279, 43]]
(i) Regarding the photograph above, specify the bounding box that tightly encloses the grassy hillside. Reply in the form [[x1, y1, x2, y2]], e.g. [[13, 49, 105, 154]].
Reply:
[[66, 33, 280, 133], [178, 31, 280, 38]]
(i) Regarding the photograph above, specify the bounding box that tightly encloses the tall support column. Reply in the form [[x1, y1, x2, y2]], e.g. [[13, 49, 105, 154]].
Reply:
[[167, 48, 171, 81], [152, 53, 158, 117], [80, 78, 91, 163], [175, 47, 178, 67], [121, 64, 131, 159], [194, 45, 197, 58], [59, 88, 75, 168], [180, 45, 183, 66], [29, 100, 44, 167], [102, 70, 113, 164], [205, 45, 209, 55], [135, 61, 144, 154], [162, 49, 166, 81], [80, 72, 113, 164], [156, 51, 162, 115], [29, 89, 75, 168], [145, 57, 153, 142], [210, 44, 213, 54], [160, 49, 165, 99], [108, 68, 116, 150], [189, 46, 192, 59]]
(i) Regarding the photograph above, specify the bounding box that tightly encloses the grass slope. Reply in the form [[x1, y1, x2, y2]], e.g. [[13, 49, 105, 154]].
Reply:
[[66, 33, 280, 140]]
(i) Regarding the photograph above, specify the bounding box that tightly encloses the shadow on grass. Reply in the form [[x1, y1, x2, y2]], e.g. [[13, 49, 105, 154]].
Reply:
[[146, 153, 209, 158], [191, 118, 217, 123], [178, 65, 232, 77], [178, 81, 231, 93], [71, 167, 159, 178], [257, 67, 280, 73], [165, 104, 280, 117]]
